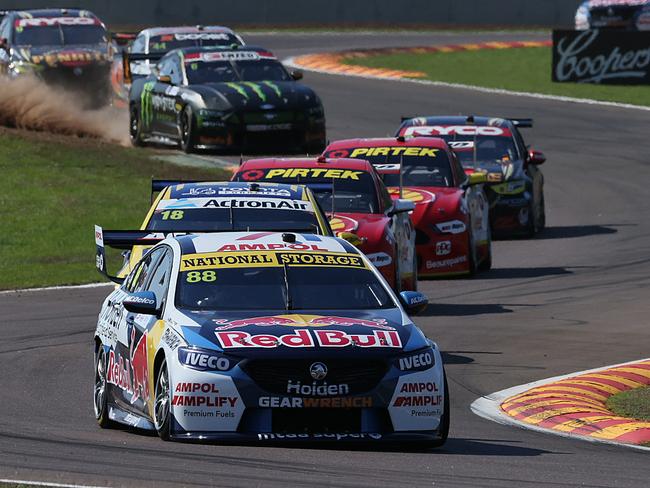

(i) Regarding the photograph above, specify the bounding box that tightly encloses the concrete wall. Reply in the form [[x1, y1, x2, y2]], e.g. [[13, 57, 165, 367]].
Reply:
[[0, 1, 583, 27]]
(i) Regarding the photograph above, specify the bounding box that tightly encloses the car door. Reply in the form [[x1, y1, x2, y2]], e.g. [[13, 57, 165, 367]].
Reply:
[[147, 54, 181, 136], [378, 177, 412, 283]]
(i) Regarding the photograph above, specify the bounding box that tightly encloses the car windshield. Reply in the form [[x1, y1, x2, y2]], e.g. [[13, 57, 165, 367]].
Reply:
[[176, 252, 394, 310], [233, 168, 379, 214], [148, 33, 240, 53], [146, 205, 323, 234], [184, 56, 290, 84], [441, 136, 519, 167], [325, 147, 454, 188], [14, 25, 108, 45]]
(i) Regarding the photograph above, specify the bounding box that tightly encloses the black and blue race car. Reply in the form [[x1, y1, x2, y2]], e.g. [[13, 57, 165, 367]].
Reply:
[[397, 116, 546, 238], [126, 45, 326, 153], [575, 0, 650, 30], [93, 230, 448, 446]]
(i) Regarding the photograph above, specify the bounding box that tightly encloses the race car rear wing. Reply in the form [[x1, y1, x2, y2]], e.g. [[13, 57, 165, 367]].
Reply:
[[122, 51, 165, 84], [152, 179, 206, 194], [509, 118, 533, 128]]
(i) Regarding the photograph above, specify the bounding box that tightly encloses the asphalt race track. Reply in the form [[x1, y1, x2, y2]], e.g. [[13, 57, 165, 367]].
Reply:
[[1, 33, 650, 487]]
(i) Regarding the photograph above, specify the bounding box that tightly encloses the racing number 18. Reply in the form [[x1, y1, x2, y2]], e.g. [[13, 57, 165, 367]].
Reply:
[[161, 210, 184, 220]]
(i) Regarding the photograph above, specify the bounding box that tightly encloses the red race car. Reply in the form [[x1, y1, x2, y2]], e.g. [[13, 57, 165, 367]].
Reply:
[[232, 157, 418, 291], [323, 137, 491, 277]]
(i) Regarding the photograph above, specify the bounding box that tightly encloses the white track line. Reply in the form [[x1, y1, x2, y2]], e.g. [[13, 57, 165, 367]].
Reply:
[[470, 357, 650, 452], [284, 56, 650, 112], [0, 479, 109, 488], [0, 282, 111, 295]]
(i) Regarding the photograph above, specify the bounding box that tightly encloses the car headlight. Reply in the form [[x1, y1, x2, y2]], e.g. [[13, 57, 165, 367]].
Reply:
[[490, 180, 527, 195], [434, 220, 466, 234], [177, 347, 237, 372], [394, 346, 435, 373]]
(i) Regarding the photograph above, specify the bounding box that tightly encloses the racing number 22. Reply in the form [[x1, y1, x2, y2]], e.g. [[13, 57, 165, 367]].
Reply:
[[161, 210, 184, 220], [186, 271, 217, 283]]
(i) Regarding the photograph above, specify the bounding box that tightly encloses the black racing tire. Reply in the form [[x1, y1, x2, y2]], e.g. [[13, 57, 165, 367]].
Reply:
[[154, 358, 172, 441], [467, 232, 478, 276], [525, 203, 538, 238], [392, 246, 402, 293], [538, 193, 546, 232], [428, 369, 450, 448], [478, 221, 493, 271], [129, 104, 145, 147], [179, 106, 197, 154], [410, 251, 419, 291], [94, 345, 115, 428]]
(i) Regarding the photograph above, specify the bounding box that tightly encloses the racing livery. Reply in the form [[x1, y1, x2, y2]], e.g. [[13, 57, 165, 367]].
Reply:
[[127, 45, 326, 153], [575, 0, 650, 30], [0, 9, 112, 106], [232, 157, 417, 291], [93, 230, 448, 446], [396, 116, 546, 238], [112, 180, 333, 277], [324, 138, 491, 277], [111, 25, 245, 104]]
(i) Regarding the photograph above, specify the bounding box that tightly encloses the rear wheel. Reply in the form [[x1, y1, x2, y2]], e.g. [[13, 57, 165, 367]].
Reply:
[[429, 369, 450, 448], [154, 359, 172, 441], [467, 232, 478, 276], [179, 106, 197, 153], [94, 346, 114, 428], [478, 221, 493, 271], [129, 104, 144, 147]]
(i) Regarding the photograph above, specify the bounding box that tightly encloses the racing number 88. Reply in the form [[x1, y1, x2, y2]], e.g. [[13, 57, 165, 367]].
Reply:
[[186, 271, 217, 283]]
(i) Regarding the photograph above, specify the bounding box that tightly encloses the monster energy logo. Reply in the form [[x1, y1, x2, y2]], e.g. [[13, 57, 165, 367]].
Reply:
[[226, 82, 282, 102], [140, 81, 155, 128], [262, 81, 281, 98]]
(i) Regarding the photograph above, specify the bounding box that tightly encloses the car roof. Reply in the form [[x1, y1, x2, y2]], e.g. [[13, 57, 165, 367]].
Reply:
[[174, 231, 357, 256], [141, 25, 238, 37], [240, 158, 375, 172], [9, 9, 98, 19], [162, 181, 310, 201], [401, 116, 514, 128], [326, 137, 450, 150]]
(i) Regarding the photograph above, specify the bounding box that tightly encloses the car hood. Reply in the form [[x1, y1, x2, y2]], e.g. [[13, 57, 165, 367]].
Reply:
[[195, 80, 319, 110], [329, 212, 390, 251], [13, 44, 111, 67], [177, 308, 427, 358], [388, 186, 462, 227]]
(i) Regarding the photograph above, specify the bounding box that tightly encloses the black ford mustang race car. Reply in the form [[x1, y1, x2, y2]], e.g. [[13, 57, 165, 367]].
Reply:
[[0, 8, 112, 106], [127, 46, 326, 153]]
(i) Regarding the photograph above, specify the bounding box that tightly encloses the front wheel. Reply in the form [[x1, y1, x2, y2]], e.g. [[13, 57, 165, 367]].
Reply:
[[179, 106, 197, 153], [429, 369, 450, 448], [154, 359, 172, 441], [129, 104, 145, 147], [94, 345, 114, 428]]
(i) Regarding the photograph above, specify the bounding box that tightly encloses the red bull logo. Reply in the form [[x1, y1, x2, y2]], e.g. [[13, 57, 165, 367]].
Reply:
[[213, 314, 394, 331]]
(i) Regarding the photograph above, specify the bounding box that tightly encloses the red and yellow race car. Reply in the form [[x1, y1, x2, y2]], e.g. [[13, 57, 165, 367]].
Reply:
[[323, 137, 491, 277], [232, 157, 418, 291]]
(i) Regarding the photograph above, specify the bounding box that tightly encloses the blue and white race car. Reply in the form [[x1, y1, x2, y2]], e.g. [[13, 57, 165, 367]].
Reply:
[[575, 0, 650, 30], [93, 229, 448, 446]]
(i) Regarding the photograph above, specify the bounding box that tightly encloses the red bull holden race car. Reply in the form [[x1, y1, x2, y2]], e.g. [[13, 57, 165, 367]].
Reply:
[[232, 157, 417, 291], [396, 116, 546, 238], [323, 137, 491, 277], [93, 230, 448, 446]]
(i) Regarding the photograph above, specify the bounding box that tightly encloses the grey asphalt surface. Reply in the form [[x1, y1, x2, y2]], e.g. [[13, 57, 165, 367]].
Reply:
[[1, 32, 650, 487]]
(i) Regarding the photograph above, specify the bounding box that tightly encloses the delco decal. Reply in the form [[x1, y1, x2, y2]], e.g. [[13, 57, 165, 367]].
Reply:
[[398, 349, 434, 372], [402, 126, 509, 137], [349, 147, 439, 158], [215, 329, 402, 349], [17, 17, 98, 27], [259, 396, 373, 408], [178, 348, 232, 371], [213, 314, 393, 331]]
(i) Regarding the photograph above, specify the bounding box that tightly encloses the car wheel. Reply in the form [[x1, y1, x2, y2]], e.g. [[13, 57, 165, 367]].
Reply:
[[94, 345, 114, 428], [428, 369, 450, 448], [410, 251, 418, 291], [179, 106, 197, 153], [154, 358, 172, 441], [129, 104, 144, 147], [392, 246, 401, 293], [478, 221, 492, 271], [525, 202, 538, 238], [538, 194, 546, 231], [467, 232, 478, 276]]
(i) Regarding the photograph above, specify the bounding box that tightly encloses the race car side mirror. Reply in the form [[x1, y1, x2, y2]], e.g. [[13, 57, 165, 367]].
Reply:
[[467, 172, 487, 185], [387, 198, 415, 216], [290, 69, 303, 81], [157, 74, 172, 84], [528, 149, 546, 165], [399, 291, 429, 315], [123, 291, 161, 317]]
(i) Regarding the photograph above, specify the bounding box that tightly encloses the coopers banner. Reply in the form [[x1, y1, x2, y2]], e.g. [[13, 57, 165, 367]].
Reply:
[[553, 29, 650, 84]]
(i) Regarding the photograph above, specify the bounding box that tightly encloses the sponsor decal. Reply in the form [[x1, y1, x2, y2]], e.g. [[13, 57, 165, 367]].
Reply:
[[127, 295, 155, 305], [447, 140, 475, 150], [257, 433, 382, 440], [286, 380, 349, 396], [161, 327, 182, 351], [180, 251, 366, 271], [402, 126, 508, 137], [174, 32, 231, 41], [256, 168, 364, 180], [140, 81, 156, 129], [259, 396, 373, 408], [215, 329, 402, 349], [398, 350, 435, 372], [182, 187, 217, 196], [426, 255, 468, 270], [387, 187, 435, 204], [216, 186, 292, 197], [106, 330, 149, 404], [435, 241, 452, 256], [329, 215, 358, 233], [392, 381, 442, 408], [178, 348, 231, 371], [188, 51, 263, 62], [435, 220, 467, 234], [171, 383, 238, 408], [389, 370, 444, 429], [310, 362, 327, 380], [349, 147, 439, 158], [158, 197, 313, 212], [216, 242, 327, 252], [30, 50, 109, 67], [367, 252, 392, 267], [213, 314, 393, 331], [17, 17, 99, 27]]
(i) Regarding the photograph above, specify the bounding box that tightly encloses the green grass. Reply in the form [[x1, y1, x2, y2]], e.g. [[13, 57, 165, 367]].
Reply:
[[343, 47, 650, 107], [0, 130, 230, 290], [607, 386, 650, 422]]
